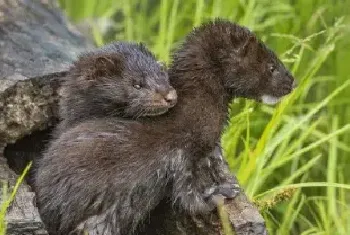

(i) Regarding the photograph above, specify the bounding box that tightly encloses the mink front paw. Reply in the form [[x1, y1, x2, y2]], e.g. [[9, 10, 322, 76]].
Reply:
[[203, 182, 240, 206]]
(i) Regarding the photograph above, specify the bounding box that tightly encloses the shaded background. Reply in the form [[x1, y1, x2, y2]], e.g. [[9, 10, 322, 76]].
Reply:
[[58, 0, 350, 234]]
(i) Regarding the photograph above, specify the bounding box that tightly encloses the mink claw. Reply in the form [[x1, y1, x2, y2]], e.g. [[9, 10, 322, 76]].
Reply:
[[203, 183, 241, 202]]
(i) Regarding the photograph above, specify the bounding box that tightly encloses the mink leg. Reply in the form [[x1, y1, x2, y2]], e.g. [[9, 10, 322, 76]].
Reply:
[[172, 145, 240, 214]]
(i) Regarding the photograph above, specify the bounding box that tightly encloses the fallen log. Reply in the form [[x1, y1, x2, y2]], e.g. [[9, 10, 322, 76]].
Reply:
[[0, 1, 267, 234]]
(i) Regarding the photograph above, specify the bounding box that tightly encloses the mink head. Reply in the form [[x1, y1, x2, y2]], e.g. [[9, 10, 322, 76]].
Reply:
[[64, 42, 177, 118], [173, 20, 296, 105]]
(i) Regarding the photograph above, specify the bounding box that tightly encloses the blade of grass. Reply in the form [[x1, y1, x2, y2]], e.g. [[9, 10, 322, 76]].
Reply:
[[0, 162, 32, 234]]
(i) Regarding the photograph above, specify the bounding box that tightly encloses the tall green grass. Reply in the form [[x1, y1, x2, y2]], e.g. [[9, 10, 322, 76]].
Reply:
[[0, 162, 32, 234], [1, 0, 345, 234]]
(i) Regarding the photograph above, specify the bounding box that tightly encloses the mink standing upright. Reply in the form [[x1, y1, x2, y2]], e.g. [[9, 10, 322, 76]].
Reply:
[[35, 20, 296, 235]]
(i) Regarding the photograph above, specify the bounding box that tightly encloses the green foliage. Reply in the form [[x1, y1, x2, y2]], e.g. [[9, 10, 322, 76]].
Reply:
[[52, 0, 350, 234], [0, 162, 32, 234]]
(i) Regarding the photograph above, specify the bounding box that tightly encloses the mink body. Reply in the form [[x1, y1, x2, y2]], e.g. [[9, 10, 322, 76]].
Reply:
[[35, 42, 177, 234], [35, 20, 296, 235], [57, 42, 177, 133]]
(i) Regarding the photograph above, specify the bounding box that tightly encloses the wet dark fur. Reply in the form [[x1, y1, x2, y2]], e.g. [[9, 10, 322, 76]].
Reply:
[[57, 42, 176, 133], [35, 20, 295, 235]]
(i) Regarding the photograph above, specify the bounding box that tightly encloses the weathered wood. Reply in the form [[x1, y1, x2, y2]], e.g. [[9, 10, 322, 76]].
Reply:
[[0, 0, 93, 144], [0, 0, 267, 234], [0, 0, 91, 234], [0, 151, 47, 235]]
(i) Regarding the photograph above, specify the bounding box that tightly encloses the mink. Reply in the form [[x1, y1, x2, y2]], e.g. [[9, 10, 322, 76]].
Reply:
[[57, 42, 177, 133], [34, 19, 296, 235], [35, 41, 177, 234]]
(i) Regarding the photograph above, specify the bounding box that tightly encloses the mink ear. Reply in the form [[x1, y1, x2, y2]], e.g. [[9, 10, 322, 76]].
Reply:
[[239, 35, 257, 56], [93, 56, 123, 78]]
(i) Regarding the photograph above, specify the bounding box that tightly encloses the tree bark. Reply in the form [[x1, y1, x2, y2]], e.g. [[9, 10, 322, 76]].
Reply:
[[0, 0, 267, 234]]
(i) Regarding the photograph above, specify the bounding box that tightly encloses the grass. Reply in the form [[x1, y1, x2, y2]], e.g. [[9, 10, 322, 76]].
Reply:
[[1, 0, 348, 234], [0, 162, 32, 234]]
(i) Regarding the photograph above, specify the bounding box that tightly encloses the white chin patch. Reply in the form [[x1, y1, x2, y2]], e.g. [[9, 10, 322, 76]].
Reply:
[[261, 95, 282, 105]]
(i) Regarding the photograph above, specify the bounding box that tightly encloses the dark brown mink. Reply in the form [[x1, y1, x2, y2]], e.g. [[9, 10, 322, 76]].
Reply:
[[57, 41, 177, 133], [34, 19, 296, 235]]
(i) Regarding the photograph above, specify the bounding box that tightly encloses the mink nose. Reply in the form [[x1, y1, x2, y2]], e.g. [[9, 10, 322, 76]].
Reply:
[[164, 89, 177, 106]]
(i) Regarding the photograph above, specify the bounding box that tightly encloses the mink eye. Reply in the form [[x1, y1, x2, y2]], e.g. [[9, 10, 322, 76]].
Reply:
[[269, 65, 276, 73], [133, 84, 141, 90]]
